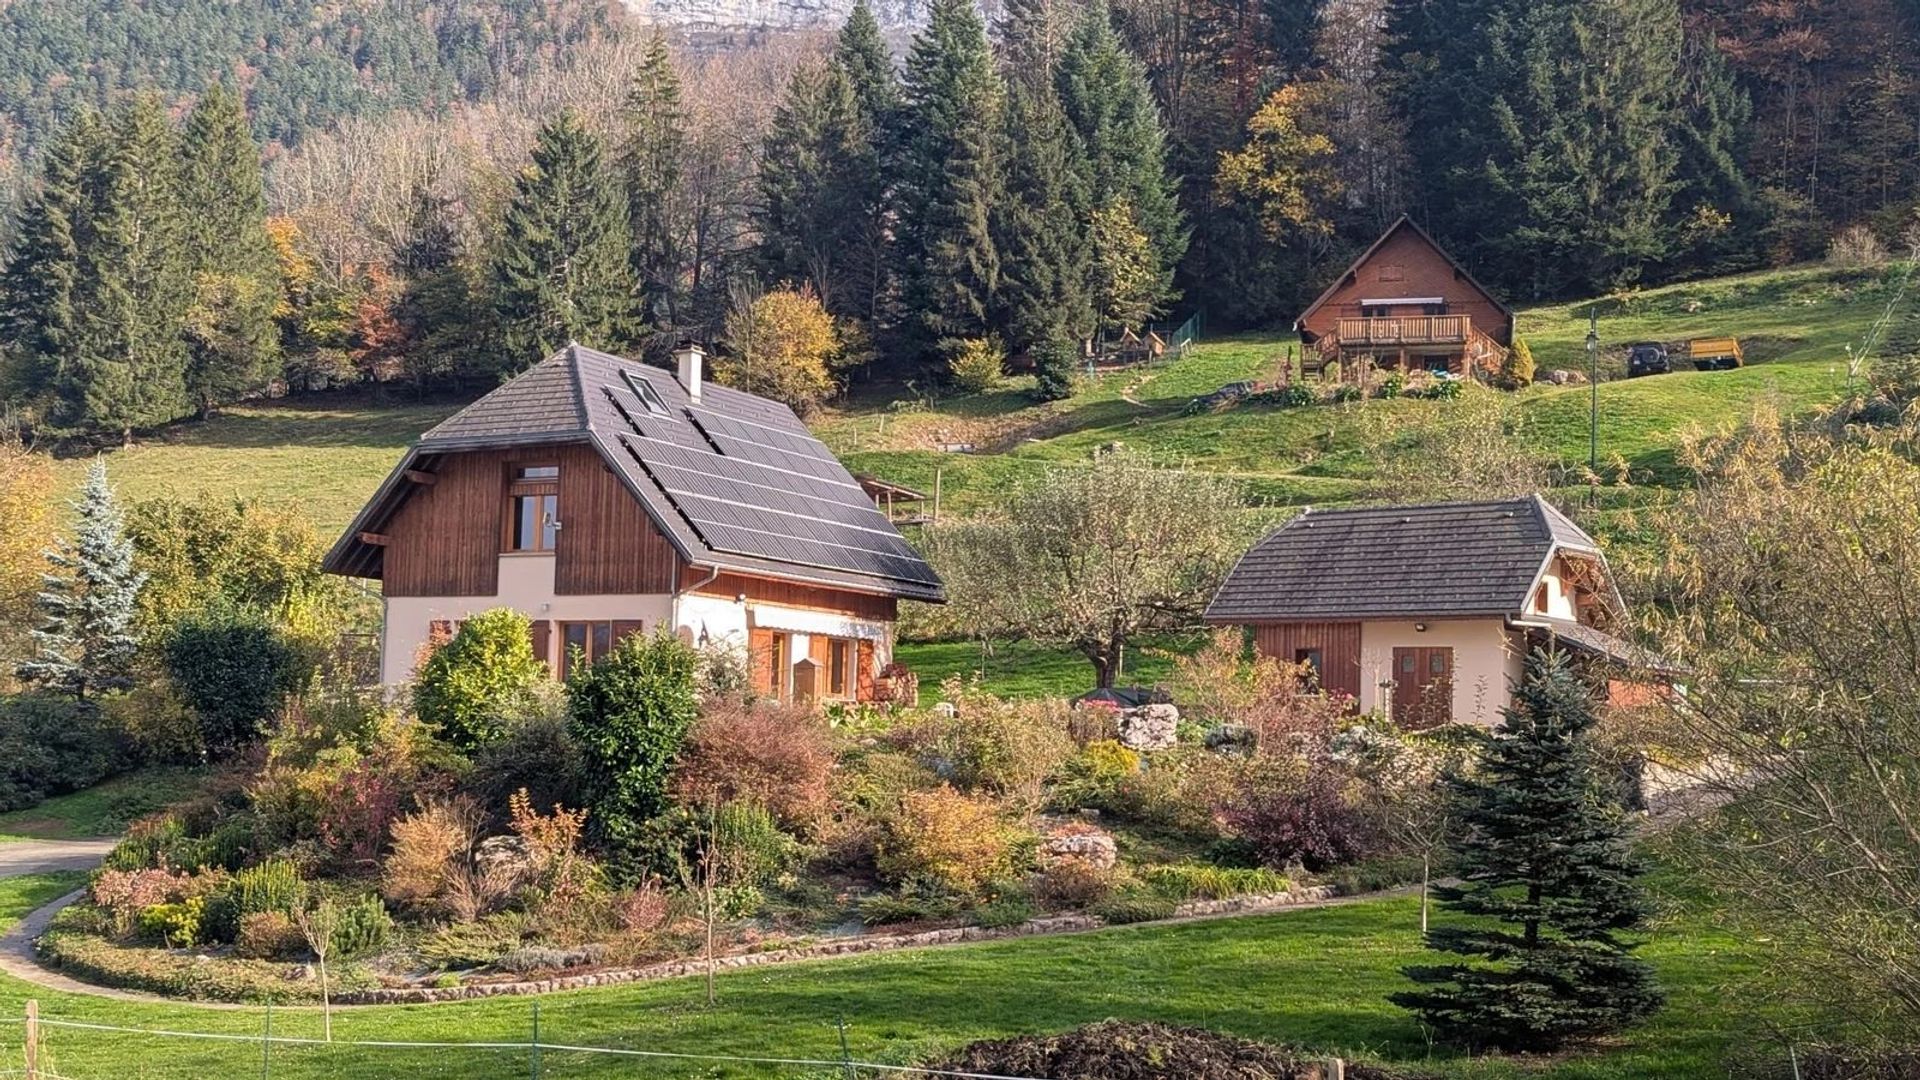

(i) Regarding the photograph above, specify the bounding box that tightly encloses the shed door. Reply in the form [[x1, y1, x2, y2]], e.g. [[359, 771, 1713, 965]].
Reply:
[[1391, 647, 1454, 729]]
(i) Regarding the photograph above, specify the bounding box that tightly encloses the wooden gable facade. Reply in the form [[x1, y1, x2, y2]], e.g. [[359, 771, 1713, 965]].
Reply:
[[1296, 217, 1514, 378]]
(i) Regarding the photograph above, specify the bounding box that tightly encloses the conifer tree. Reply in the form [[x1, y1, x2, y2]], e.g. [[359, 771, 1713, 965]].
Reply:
[[0, 111, 95, 406], [17, 459, 146, 702], [490, 110, 637, 370], [621, 33, 686, 333], [179, 81, 281, 417], [394, 182, 480, 387], [999, 0, 1083, 91], [60, 94, 194, 439], [1393, 647, 1663, 1051], [997, 81, 1091, 391], [835, 0, 901, 133], [894, 0, 1006, 365], [1055, 2, 1185, 313], [829, 1, 901, 330], [760, 62, 867, 313]]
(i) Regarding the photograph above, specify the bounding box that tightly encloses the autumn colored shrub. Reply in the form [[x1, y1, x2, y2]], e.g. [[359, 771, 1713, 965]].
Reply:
[[875, 786, 1023, 895], [91, 868, 193, 936], [613, 881, 670, 933], [234, 911, 302, 959], [1035, 859, 1116, 909], [946, 336, 1005, 393], [896, 686, 1074, 804], [672, 700, 834, 829], [381, 797, 479, 914], [716, 285, 842, 415], [1216, 754, 1375, 871], [1170, 628, 1350, 743]]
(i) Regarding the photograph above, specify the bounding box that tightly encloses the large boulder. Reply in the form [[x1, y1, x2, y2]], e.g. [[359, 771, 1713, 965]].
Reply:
[[1117, 703, 1179, 751], [1039, 825, 1118, 872]]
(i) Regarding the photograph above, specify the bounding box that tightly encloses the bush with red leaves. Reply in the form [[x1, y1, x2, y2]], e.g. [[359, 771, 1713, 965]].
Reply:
[[1216, 754, 1377, 872], [670, 700, 834, 829]]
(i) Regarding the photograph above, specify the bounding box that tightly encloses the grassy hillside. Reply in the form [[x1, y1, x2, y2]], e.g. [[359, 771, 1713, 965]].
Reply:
[[50, 263, 1901, 535]]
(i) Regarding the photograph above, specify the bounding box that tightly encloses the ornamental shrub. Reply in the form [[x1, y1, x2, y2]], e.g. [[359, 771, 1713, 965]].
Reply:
[[205, 859, 306, 942], [671, 700, 834, 830], [413, 608, 546, 750], [875, 785, 1020, 896], [164, 612, 309, 758], [327, 894, 393, 959], [234, 911, 302, 959], [566, 630, 699, 880], [137, 897, 204, 947], [1424, 378, 1464, 401], [1331, 383, 1363, 403], [1217, 755, 1376, 871], [1498, 336, 1536, 389], [0, 694, 125, 811], [897, 687, 1075, 805], [1379, 371, 1405, 398]]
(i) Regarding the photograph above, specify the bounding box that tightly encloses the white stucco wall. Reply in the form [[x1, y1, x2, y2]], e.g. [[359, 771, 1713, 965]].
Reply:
[[381, 554, 673, 683], [1526, 560, 1579, 621], [380, 556, 896, 687], [1356, 618, 1526, 727]]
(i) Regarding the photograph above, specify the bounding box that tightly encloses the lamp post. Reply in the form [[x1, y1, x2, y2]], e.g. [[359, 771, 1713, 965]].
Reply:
[[1585, 308, 1599, 504]]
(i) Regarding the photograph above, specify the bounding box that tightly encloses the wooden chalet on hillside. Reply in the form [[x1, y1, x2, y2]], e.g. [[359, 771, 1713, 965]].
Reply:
[[1206, 497, 1656, 728], [323, 342, 944, 705], [1296, 216, 1514, 379]]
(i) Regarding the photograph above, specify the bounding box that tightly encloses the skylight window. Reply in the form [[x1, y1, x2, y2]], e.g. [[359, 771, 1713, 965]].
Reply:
[[622, 370, 673, 418]]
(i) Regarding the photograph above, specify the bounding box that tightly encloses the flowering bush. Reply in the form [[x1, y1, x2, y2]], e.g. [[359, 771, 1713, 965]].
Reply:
[[672, 700, 834, 829]]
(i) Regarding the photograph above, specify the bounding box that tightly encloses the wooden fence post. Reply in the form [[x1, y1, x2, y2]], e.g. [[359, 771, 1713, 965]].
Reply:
[[23, 999, 38, 1080]]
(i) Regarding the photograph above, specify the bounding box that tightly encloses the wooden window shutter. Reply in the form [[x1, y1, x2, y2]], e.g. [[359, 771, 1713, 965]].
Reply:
[[611, 619, 645, 645], [529, 619, 552, 675]]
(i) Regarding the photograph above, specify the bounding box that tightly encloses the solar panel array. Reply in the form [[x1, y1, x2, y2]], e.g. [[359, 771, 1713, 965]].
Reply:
[[601, 376, 941, 588]]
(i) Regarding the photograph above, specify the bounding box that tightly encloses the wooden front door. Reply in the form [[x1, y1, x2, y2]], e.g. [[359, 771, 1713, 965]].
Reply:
[[1391, 646, 1454, 729]]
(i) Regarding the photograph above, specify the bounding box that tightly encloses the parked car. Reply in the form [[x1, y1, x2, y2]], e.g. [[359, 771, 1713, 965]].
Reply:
[[1626, 342, 1670, 378]]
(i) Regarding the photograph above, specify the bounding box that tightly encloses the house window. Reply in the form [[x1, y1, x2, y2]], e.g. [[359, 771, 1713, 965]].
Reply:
[[1294, 648, 1323, 684], [559, 620, 615, 680], [506, 464, 559, 552], [1361, 303, 1390, 319], [1422, 301, 1448, 316], [828, 638, 853, 697], [1534, 583, 1550, 612]]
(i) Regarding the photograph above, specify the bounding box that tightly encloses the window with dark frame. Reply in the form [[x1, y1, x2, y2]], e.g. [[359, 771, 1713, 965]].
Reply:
[[1293, 647, 1323, 685], [506, 464, 559, 552]]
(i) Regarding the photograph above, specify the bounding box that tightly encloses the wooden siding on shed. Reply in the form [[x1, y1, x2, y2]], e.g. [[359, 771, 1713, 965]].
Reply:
[[1299, 227, 1511, 346], [382, 449, 511, 597], [1252, 621, 1364, 703], [688, 570, 899, 623], [553, 444, 681, 595]]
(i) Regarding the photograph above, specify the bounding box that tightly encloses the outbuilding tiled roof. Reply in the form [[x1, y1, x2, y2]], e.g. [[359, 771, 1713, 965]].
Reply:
[[324, 343, 944, 602], [1204, 496, 1600, 623]]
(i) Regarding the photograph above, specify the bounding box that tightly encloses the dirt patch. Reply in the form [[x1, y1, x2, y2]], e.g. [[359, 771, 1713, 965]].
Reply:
[[927, 1020, 1438, 1080]]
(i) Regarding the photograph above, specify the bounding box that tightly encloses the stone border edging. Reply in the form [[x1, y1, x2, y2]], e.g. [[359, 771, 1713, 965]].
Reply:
[[337, 885, 1339, 1005]]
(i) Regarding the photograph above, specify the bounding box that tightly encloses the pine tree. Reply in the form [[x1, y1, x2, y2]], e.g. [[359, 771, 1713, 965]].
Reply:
[[1669, 31, 1753, 274], [1055, 1, 1185, 314], [178, 81, 281, 417], [621, 33, 686, 335], [16, 459, 146, 702], [1393, 647, 1663, 1051], [894, 0, 1005, 365], [0, 111, 95, 408], [835, 0, 901, 137], [490, 110, 637, 370], [59, 94, 195, 439], [829, 1, 901, 330], [996, 80, 1091, 386], [999, 0, 1083, 91]]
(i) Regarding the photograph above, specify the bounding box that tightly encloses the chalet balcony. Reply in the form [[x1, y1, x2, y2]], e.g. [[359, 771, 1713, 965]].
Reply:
[[1332, 314, 1473, 348]]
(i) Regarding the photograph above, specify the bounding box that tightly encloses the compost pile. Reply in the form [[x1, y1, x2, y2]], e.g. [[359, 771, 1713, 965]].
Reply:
[[926, 1021, 1437, 1080]]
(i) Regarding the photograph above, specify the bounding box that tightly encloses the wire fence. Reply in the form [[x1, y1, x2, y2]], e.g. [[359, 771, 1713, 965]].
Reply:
[[0, 1001, 1071, 1080]]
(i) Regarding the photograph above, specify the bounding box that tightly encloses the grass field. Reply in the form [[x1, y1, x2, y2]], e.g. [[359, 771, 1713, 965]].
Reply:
[[894, 634, 1199, 701], [0, 769, 208, 842], [47, 262, 1901, 534], [0, 871, 1786, 1079]]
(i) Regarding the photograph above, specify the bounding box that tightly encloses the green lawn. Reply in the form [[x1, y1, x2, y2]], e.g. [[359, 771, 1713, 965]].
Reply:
[[894, 634, 1200, 701], [0, 871, 1781, 1079], [0, 768, 208, 842], [52, 395, 459, 534]]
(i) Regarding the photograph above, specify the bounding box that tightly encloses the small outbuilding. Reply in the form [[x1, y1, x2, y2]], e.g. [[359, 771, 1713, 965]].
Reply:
[[1204, 496, 1654, 727]]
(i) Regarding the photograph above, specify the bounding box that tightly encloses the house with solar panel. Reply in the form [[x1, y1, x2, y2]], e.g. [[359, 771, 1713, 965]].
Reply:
[[323, 342, 944, 702], [1204, 496, 1656, 728]]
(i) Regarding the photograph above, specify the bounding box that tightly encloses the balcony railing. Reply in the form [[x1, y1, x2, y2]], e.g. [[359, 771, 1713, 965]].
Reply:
[[1332, 315, 1472, 346]]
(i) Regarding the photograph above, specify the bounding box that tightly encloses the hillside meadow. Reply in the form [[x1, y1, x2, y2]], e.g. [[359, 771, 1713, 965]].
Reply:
[[47, 262, 1895, 536]]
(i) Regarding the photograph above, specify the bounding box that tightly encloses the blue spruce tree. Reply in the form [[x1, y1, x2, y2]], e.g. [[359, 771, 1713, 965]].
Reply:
[[17, 459, 146, 700]]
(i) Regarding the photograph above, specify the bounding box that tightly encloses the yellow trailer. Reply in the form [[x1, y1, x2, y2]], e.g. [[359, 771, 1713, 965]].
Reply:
[[1686, 336, 1744, 370]]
